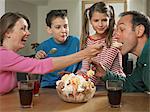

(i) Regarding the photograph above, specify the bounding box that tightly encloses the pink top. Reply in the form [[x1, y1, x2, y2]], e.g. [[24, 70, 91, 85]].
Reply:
[[81, 36, 125, 82], [0, 47, 53, 95]]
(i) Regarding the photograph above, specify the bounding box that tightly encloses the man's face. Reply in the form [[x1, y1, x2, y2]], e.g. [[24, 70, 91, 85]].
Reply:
[[115, 15, 138, 55], [49, 17, 69, 44]]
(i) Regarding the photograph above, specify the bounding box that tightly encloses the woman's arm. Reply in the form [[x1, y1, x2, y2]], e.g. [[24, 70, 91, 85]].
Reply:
[[51, 44, 102, 72], [0, 44, 103, 74]]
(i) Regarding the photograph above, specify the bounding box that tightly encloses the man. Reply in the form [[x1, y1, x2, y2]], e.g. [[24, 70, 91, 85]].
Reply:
[[93, 11, 150, 92]]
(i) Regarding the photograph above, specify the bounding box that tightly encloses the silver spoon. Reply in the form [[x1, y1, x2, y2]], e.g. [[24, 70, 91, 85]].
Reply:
[[49, 48, 57, 54]]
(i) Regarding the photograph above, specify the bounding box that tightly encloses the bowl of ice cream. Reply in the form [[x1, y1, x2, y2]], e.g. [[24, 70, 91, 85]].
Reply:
[[56, 72, 96, 103]]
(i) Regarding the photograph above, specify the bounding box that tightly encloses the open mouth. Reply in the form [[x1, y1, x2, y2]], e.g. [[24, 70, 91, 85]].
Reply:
[[21, 38, 27, 44], [21, 39, 26, 42], [61, 35, 67, 38]]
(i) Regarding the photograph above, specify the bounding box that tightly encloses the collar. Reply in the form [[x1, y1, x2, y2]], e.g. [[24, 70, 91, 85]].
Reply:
[[136, 38, 150, 67]]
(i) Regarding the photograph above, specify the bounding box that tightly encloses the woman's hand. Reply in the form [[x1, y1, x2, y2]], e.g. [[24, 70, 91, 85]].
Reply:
[[35, 50, 47, 59], [83, 43, 104, 58]]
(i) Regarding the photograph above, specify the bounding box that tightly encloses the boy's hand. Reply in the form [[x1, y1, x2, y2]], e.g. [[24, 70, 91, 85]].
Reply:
[[58, 71, 71, 76], [35, 50, 47, 59]]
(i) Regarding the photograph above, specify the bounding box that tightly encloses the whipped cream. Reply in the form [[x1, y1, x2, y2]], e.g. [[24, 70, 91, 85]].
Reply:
[[56, 73, 95, 96], [112, 41, 123, 48]]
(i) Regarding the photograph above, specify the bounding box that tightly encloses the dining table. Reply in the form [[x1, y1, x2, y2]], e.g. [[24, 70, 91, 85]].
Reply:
[[0, 88, 149, 112]]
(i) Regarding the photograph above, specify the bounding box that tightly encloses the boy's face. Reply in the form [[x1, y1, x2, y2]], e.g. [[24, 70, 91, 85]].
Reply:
[[49, 17, 69, 44]]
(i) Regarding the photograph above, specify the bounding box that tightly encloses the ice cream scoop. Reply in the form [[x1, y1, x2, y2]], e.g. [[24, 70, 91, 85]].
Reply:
[[112, 41, 123, 48]]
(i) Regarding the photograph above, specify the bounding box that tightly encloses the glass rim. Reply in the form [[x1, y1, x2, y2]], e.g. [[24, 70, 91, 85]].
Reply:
[[106, 80, 123, 90]]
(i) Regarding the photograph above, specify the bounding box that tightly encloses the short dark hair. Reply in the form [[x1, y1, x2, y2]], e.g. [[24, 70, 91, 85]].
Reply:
[[46, 10, 67, 27], [119, 11, 150, 37]]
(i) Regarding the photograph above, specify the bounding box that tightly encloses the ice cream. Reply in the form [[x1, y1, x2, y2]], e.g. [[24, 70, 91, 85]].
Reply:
[[112, 41, 123, 48], [56, 72, 96, 102], [87, 69, 95, 77]]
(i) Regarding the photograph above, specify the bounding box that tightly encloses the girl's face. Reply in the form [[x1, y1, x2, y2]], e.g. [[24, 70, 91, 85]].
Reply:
[[90, 11, 109, 35], [5, 18, 31, 51], [48, 17, 69, 44]]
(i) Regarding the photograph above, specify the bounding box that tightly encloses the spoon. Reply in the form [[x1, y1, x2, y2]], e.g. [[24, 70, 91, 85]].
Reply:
[[49, 48, 57, 54]]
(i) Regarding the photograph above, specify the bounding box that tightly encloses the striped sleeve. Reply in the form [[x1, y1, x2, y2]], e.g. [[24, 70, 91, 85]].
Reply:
[[100, 47, 119, 69]]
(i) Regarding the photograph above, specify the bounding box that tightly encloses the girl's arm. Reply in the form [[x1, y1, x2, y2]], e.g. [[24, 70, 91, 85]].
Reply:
[[101, 47, 119, 69]]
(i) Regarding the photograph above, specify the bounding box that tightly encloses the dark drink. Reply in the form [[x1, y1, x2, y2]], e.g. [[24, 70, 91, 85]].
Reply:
[[33, 80, 40, 96], [19, 89, 33, 108], [107, 88, 122, 107]]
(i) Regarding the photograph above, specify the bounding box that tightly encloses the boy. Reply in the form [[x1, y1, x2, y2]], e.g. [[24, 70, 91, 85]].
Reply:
[[35, 10, 81, 88]]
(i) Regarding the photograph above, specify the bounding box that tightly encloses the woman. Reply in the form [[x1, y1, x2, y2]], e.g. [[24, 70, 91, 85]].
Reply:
[[0, 12, 103, 95]]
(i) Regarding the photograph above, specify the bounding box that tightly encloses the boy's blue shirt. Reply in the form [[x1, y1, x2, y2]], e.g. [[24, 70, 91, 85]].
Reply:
[[36, 35, 81, 87]]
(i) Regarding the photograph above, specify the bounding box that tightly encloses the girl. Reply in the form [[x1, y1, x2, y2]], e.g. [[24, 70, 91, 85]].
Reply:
[[79, 2, 126, 85]]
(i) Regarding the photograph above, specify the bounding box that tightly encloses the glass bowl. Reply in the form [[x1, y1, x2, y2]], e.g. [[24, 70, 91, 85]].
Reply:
[[56, 81, 96, 103]]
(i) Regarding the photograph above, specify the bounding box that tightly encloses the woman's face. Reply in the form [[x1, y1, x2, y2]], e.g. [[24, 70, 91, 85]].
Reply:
[[90, 11, 109, 35], [48, 17, 69, 44], [5, 18, 31, 51]]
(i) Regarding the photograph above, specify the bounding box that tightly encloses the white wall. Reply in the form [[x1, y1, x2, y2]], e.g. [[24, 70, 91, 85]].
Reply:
[[127, 0, 147, 13], [127, 0, 148, 68], [0, 0, 5, 17], [147, 0, 150, 16], [5, 0, 148, 55], [37, 0, 81, 42], [5, 0, 37, 55]]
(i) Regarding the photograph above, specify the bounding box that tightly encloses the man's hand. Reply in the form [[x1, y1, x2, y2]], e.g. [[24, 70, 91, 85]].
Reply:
[[91, 60, 106, 77]]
